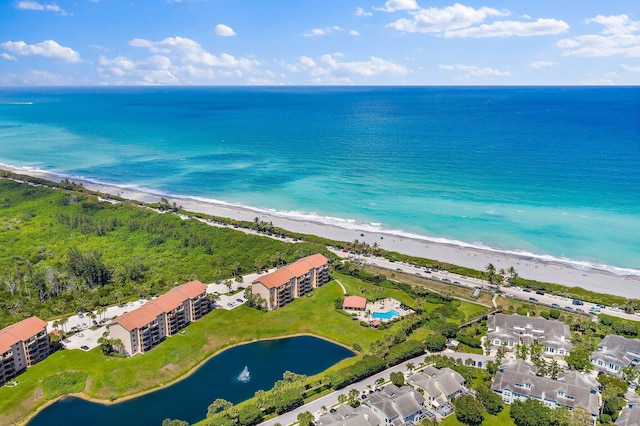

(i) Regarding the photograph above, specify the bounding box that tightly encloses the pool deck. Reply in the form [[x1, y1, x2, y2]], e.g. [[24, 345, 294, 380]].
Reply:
[[351, 297, 414, 323]]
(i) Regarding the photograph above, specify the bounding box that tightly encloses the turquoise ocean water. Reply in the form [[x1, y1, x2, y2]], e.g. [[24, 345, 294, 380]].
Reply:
[[0, 87, 638, 274]]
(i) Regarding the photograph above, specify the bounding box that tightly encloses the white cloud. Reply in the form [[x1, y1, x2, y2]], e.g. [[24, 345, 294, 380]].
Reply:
[[355, 7, 372, 17], [16, 1, 68, 15], [129, 36, 256, 69], [444, 18, 569, 38], [387, 3, 507, 34], [530, 61, 557, 68], [303, 26, 344, 37], [1, 53, 17, 60], [1, 40, 81, 62], [440, 64, 511, 77], [587, 15, 640, 35], [285, 54, 408, 84], [375, 0, 419, 13], [98, 36, 261, 84], [621, 64, 640, 72], [557, 14, 640, 57], [215, 24, 236, 37], [350, 30, 361, 36]]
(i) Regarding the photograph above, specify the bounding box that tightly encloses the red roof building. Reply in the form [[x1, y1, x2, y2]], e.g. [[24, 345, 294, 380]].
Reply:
[[252, 253, 330, 310], [0, 316, 50, 386], [109, 280, 210, 356], [343, 296, 367, 311]]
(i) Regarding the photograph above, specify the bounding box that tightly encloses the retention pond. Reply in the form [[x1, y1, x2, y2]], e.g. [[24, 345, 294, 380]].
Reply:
[[27, 336, 354, 426]]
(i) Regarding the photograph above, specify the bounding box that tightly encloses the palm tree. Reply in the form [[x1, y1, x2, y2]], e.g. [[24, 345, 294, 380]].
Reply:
[[508, 266, 518, 280], [348, 388, 360, 405], [485, 263, 496, 277], [337, 394, 347, 405], [406, 362, 415, 372]]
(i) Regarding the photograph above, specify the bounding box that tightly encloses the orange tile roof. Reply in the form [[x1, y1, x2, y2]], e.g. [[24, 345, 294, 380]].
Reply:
[[286, 260, 314, 277], [343, 295, 367, 310], [254, 268, 295, 289], [302, 253, 329, 268], [0, 332, 17, 354], [253, 254, 329, 289], [151, 291, 188, 312], [112, 303, 164, 332], [173, 280, 207, 299], [0, 316, 47, 354]]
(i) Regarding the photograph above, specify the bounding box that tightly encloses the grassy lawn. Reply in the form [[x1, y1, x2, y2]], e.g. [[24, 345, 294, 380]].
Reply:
[[335, 272, 427, 309], [0, 280, 415, 425], [441, 405, 513, 426]]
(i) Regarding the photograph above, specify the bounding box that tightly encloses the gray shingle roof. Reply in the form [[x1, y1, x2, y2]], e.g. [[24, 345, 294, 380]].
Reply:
[[492, 360, 600, 416], [407, 367, 465, 405], [316, 405, 381, 426], [365, 385, 424, 422], [592, 335, 640, 370], [487, 313, 572, 353]]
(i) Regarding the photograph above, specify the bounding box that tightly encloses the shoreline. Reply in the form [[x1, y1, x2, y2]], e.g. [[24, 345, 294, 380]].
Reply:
[[4, 164, 640, 299], [17, 332, 355, 426]]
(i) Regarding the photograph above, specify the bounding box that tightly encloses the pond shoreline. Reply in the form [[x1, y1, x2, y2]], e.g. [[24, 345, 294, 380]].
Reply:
[[19, 333, 355, 426]]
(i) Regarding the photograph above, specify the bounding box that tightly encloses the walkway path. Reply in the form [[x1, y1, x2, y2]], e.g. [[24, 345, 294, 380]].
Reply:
[[334, 279, 347, 295]]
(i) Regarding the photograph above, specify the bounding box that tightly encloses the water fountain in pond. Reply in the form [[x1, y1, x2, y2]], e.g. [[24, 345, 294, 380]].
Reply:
[[237, 366, 250, 383]]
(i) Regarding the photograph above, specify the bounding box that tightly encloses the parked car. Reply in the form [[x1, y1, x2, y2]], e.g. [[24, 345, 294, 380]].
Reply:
[[529, 297, 539, 302], [551, 303, 560, 308], [523, 288, 531, 293], [572, 299, 584, 305], [236, 298, 244, 303], [536, 291, 545, 295], [80, 345, 89, 350]]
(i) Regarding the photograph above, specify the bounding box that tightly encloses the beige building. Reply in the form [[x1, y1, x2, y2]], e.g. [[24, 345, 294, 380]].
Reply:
[[0, 316, 50, 386], [252, 253, 330, 310], [109, 280, 210, 356]]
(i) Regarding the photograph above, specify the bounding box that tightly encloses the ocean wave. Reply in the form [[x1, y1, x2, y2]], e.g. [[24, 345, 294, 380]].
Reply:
[[2, 162, 639, 278]]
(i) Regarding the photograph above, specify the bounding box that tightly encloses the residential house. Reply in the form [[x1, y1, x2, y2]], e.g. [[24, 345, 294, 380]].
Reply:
[[591, 334, 640, 376], [109, 280, 210, 356], [343, 295, 367, 312], [487, 313, 572, 357], [365, 384, 425, 425], [0, 316, 50, 386], [492, 359, 600, 420], [407, 366, 466, 409], [251, 253, 330, 310], [615, 391, 640, 426], [316, 405, 381, 426]]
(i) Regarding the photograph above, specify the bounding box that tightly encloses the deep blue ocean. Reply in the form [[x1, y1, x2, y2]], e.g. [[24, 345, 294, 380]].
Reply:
[[0, 86, 638, 273]]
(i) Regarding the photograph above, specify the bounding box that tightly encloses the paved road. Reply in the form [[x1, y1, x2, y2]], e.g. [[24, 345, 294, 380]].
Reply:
[[49, 268, 279, 351], [258, 352, 433, 426], [329, 248, 639, 322]]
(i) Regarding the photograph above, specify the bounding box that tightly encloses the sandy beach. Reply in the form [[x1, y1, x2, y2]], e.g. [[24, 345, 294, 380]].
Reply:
[[5, 165, 640, 299]]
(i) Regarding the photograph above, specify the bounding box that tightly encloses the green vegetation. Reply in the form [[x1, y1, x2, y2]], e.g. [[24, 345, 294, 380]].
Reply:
[[0, 176, 326, 328], [508, 276, 638, 310], [441, 406, 512, 426], [41, 371, 88, 399]]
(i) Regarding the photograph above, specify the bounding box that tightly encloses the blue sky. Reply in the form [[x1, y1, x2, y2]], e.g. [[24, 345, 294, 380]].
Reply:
[[1, 0, 639, 85]]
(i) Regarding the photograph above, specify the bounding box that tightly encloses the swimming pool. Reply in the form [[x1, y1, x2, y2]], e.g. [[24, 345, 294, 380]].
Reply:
[[371, 310, 400, 320]]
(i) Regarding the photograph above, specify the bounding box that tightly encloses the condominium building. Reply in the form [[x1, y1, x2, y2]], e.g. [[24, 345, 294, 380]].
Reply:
[[109, 280, 210, 356], [492, 359, 600, 419], [591, 334, 640, 376], [0, 316, 50, 386], [251, 253, 330, 310], [487, 313, 572, 357]]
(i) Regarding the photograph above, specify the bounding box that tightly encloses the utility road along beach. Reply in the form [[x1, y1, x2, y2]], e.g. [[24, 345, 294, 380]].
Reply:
[[6, 165, 640, 299]]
